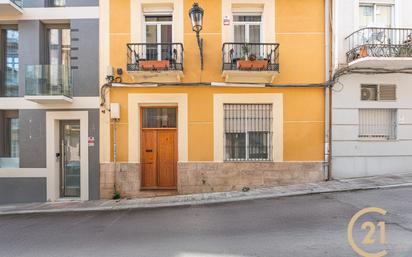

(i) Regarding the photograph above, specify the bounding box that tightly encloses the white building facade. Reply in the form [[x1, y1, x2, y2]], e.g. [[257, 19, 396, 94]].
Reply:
[[331, 0, 412, 178]]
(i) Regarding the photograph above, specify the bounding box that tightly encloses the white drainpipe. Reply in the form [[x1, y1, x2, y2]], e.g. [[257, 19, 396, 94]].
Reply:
[[324, 0, 332, 180]]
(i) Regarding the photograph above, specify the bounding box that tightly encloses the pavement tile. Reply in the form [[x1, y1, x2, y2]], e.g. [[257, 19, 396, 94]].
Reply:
[[0, 172, 412, 215]]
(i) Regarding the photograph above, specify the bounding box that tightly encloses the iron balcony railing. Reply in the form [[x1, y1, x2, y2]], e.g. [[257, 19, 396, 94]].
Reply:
[[25, 65, 73, 98], [11, 0, 23, 8], [345, 27, 412, 63], [127, 43, 184, 72], [222, 43, 280, 72]]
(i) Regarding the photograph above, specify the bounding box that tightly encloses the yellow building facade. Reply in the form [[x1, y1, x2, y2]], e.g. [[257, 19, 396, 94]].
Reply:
[[99, 0, 327, 198]]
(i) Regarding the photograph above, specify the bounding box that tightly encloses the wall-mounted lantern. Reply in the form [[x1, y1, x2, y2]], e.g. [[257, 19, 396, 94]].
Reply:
[[189, 2, 204, 69]]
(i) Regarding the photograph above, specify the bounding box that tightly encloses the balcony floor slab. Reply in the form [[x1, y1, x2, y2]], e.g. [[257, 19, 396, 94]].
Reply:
[[128, 70, 183, 83], [222, 70, 279, 84], [348, 57, 412, 70], [0, 1, 23, 16], [24, 95, 73, 104]]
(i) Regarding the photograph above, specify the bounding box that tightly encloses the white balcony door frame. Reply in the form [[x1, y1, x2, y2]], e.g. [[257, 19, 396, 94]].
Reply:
[[142, 13, 173, 61], [232, 13, 263, 43], [360, 3, 394, 27], [356, 1, 396, 29]]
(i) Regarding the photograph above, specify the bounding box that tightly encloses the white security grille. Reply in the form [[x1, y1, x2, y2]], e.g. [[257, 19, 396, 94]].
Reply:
[[224, 104, 273, 161], [359, 109, 397, 139]]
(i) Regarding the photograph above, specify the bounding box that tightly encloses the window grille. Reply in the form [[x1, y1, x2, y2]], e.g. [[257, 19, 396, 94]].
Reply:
[[224, 104, 273, 161], [359, 108, 397, 140]]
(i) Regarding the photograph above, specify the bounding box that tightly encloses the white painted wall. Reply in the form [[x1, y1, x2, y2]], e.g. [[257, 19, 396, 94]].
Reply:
[[331, 0, 412, 178], [333, 0, 412, 68], [332, 74, 412, 178]]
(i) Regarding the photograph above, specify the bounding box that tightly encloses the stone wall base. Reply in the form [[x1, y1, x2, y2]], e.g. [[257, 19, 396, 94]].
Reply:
[[100, 162, 325, 198], [178, 162, 325, 195], [100, 163, 141, 199]]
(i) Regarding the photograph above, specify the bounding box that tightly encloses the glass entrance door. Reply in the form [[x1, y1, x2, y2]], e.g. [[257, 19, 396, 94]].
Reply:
[[60, 121, 81, 198]]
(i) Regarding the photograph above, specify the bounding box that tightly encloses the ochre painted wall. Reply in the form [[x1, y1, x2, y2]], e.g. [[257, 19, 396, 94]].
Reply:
[[275, 0, 325, 84], [107, 0, 326, 162], [109, 0, 326, 84], [110, 87, 325, 162]]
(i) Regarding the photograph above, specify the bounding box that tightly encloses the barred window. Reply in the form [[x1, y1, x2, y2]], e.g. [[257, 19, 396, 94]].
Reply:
[[224, 104, 273, 161], [359, 109, 397, 140]]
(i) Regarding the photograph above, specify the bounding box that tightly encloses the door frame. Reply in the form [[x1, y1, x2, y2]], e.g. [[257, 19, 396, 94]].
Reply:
[[59, 119, 81, 198], [46, 111, 89, 201], [140, 106, 178, 190]]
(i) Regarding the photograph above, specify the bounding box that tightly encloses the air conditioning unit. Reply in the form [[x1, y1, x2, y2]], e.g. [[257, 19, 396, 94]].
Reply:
[[361, 86, 377, 101]]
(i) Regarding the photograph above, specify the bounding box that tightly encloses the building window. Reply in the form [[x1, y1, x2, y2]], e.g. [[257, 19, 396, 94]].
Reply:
[[359, 109, 397, 140], [142, 108, 177, 128], [47, 26, 71, 67], [48, 0, 65, 7], [224, 104, 273, 161], [233, 14, 262, 43], [144, 15, 173, 60], [0, 110, 19, 168], [361, 84, 396, 101], [0, 28, 19, 97], [359, 3, 393, 28]]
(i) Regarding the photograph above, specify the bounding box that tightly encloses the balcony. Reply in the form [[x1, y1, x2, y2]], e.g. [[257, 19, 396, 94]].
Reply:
[[222, 43, 280, 83], [127, 43, 184, 83], [0, 0, 23, 16], [25, 65, 73, 103], [346, 27, 412, 69]]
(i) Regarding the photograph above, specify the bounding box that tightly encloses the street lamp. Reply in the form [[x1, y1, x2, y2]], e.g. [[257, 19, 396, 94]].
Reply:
[[189, 2, 204, 69]]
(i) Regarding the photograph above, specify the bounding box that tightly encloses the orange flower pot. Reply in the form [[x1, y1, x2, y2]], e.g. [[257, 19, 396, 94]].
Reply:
[[237, 59, 268, 70], [359, 46, 368, 57], [139, 60, 170, 71]]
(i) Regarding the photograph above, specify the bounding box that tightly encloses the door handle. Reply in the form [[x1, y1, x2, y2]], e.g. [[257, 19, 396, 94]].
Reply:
[[145, 149, 153, 153]]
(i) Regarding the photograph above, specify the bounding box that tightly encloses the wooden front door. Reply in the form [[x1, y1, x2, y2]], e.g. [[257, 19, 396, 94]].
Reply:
[[141, 107, 177, 189]]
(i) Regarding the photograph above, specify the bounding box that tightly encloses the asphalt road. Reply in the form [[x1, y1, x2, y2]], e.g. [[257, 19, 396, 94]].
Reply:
[[0, 187, 412, 257]]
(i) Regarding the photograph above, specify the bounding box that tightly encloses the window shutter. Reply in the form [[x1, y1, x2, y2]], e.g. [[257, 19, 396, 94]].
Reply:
[[379, 85, 396, 101]]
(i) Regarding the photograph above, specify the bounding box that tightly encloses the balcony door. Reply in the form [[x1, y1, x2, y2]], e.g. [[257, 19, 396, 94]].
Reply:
[[144, 15, 172, 61], [47, 26, 71, 67], [233, 14, 262, 58], [359, 4, 395, 46], [0, 27, 19, 97], [46, 25, 71, 95], [233, 14, 262, 43], [359, 4, 394, 28]]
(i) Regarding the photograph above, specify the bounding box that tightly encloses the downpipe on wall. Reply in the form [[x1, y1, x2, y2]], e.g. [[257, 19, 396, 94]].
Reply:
[[324, 0, 333, 181]]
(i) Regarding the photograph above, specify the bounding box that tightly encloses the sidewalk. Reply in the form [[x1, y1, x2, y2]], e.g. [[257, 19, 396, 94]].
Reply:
[[1, 173, 412, 216]]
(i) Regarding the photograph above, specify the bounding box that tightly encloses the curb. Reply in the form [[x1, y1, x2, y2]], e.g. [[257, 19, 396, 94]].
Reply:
[[0, 182, 411, 216]]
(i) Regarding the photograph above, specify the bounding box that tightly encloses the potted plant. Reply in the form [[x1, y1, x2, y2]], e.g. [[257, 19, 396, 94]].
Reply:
[[237, 53, 268, 70], [359, 46, 368, 58], [139, 60, 170, 71]]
